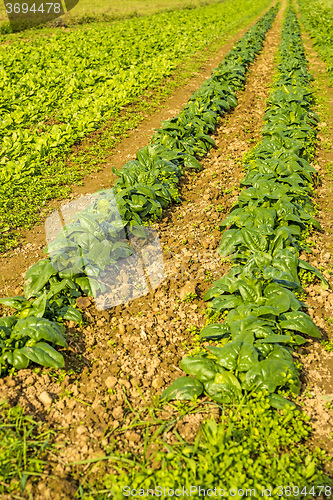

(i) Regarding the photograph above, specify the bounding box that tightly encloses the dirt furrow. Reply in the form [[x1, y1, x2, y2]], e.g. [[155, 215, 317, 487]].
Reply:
[[0, 8, 285, 498]]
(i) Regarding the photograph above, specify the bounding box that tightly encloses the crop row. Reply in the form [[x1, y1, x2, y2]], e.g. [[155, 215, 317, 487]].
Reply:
[[163, 7, 329, 413], [100, 7, 333, 495], [298, 0, 333, 85], [0, 0, 271, 251], [0, 7, 278, 375]]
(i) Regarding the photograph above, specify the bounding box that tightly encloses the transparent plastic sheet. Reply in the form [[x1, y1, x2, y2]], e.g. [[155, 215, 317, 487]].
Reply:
[[45, 189, 165, 311]]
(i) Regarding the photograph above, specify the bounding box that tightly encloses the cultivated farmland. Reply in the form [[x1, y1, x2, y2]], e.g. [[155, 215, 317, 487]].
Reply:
[[0, 0, 333, 498], [0, 0, 270, 251], [0, 0, 226, 26]]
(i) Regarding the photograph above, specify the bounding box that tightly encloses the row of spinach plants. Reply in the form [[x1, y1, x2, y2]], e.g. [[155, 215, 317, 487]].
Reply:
[[0, 7, 278, 375], [0, 0, 264, 186], [162, 6, 331, 410], [87, 9, 333, 494], [85, 7, 333, 497], [298, 0, 333, 85], [0, 0, 272, 253]]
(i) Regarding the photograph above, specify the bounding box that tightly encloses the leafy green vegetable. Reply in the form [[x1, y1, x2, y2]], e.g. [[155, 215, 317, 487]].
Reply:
[[161, 377, 204, 401], [268, 393, 296, 410], [243, 358, 300, 395], [19, 342, 65, 369], [207, 341, 259, 372], [0, 316, 67, 374], [24, 260, 56, 299], [11, 317, 67, 347], [204, 371, 242, 404], [279, 311, 321, 338], [199, 323, 230, 340]]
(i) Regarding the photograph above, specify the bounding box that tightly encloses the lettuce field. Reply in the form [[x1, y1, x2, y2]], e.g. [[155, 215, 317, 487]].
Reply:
[[0, 0, 333, 498]]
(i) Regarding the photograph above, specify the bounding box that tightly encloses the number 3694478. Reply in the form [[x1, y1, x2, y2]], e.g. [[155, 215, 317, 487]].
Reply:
[[5, 3, 61, 14], [277, 486, 332, 497]]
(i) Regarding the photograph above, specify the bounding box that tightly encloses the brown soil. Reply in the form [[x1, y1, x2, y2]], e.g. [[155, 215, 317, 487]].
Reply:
[[0, 8, 285, 498]]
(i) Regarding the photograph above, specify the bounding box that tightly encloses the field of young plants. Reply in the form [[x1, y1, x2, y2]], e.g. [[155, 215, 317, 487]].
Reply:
[[1, 0, 333, 498], [0, 0, 225, 26], [0, 0, 270, 252]]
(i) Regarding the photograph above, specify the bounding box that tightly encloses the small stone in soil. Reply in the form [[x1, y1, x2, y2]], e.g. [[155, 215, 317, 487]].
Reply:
[[105, 376, 117, 389], [38, 391, 53, 407]]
